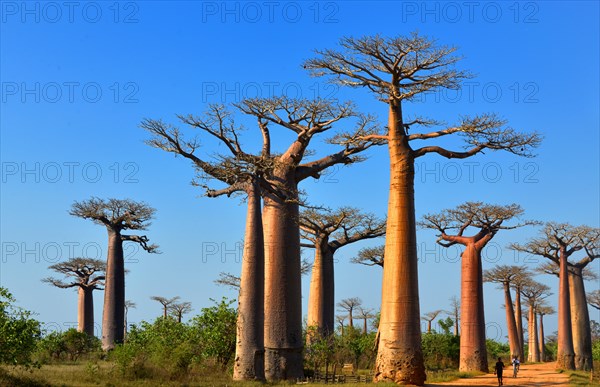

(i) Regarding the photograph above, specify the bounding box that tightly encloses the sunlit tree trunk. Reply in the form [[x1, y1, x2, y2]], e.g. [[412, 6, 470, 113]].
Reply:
[[375, 103, 425, 385], [263, 167, 303, 381], [515, 287, 525, 362], [538, 313, 546, 362], [306, 238, 334, 341], [102, 230, 125, 350], [527, 305, 540, 362], [557, 250, 575, 370], [459, 243, 488, 372], [569, 268, 593, 371], [503, 283, 520, 359], [78, 287, 95, 337], [233, 183, 265, 380]]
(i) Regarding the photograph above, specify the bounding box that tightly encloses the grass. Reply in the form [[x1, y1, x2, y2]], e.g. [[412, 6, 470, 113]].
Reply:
[[426, 370, 480, 383]]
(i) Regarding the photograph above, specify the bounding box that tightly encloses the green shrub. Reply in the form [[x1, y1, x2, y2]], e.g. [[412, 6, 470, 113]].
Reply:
[[422, 332, 460, 370]]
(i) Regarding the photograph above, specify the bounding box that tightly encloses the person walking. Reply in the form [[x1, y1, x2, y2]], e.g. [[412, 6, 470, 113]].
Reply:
[[494, 357, 505, 386]]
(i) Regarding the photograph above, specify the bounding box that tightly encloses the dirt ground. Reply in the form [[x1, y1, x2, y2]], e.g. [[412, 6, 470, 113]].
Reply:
[[427, 362, 574, 387]]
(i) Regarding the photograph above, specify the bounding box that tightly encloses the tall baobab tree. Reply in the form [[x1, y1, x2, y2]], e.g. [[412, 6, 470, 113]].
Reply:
[[447, 296, 460, 336], [124, 300, 135, 338], [511, 270, 530, 362], [300, 207, 385, 339], [588, 290, 600, 310], [483, 265, 530, 360], [305, 33, 541, 386], [357, 307, 375, 334], [143, 105, 271, 381], [422, 310, 442, 333], [169, 301, 192, 323], [420, 202, 536, 372], [43, 257, 106, 337], [520, 280, 551, 362], [511, 223, 598, 370], [337, 297, 363, 329], [537, 258, 599, 370], [70, 198, 158, 350], [537, 304, 555, 362], [237, 97, 382, 381], [350, 245, 384, 267], [151, 296, 180, 318]]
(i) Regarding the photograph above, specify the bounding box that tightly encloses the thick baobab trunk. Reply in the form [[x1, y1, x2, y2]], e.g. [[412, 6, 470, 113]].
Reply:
[[557, 253, 575, 370], [102, 230, 125, 350], [459, 244, 488, 372], [363, 317, 368, 334], [306, 238, 334, 341], [569, 268, 593, 371], [538, 313, 546, 362], [454, 314, 459, 336], [233, 184, 265, 381], [427, 321, 432, 333], [527, 304, 540, 362], [515, 287, 525, 362], [263, 169, 303, 381], [503, 283, 520, 359], [375, 103, 425, 386], [78, 287, 95, 336]]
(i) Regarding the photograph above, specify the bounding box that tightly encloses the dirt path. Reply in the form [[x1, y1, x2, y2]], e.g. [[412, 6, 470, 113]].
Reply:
[[427, 362, 572, 387]]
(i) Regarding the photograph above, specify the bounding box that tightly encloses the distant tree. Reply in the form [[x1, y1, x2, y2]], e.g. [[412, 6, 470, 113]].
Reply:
[[357, 307, 375, 334], [43, 257, 105, 336], [124, 300, 136, 338], [70, 197, 158, 350], [350, 245, 384, 267], [511, 269, 531, 361], [422, 310, 443, 333], [520, 280, 552, 362], [301, 207, 385, 338], [169, 302, 192, 323], [483, 265, 530, 360], [447, 296, 460, 336], [420, 202, 536, 372], [335, 315, 347, 336], [337, 298, 363, 329], [151, 296, 180, 319], [537, 304, 555, 362]]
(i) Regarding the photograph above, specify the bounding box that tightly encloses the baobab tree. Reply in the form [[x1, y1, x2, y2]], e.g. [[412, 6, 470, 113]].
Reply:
[[511, 269, 531, 362], [350, 245, 384, 267], [70, 198, 158, 350], [124, 300, 135, 338], [357, 307, 375, 334], [483, 265, 530, 360], [151, 296, 180, 319], [169, 301, 192, 323], [337, 297, 363, 329], [536, 255, 599, 370], [300, 207, 385, 339], [588, 290, 600, 310], [43, 257, 106, 337], [447, 296, 460, 336], [237, 97, 382, 381], [215, 272, 241, 290], [520, 280, 551, 362], [306, 33, 541, 386], [143, 105, 271, 381], [537, 304, 555, 362], [335, 315, 347, 336], [422, 310, 442, 333], [420, 202, 536, 372], [511, 223, 598, 370]]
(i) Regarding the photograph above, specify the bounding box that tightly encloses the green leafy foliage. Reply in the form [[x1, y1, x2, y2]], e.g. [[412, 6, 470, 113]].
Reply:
[[0, 287, 42, 366], [422, 331, 460, 370], [189, 298, 237, 368], [35, 329, 101, 362]]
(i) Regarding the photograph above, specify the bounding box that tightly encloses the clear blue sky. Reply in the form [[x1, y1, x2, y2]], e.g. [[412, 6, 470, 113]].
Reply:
[[1, 1, 598, 339]]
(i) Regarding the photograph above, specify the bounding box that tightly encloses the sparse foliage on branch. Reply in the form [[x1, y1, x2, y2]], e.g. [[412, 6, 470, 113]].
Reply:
[[151, 296, 181, 319], [350, 245, 384, 267], [588, 290, 600, 310]]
